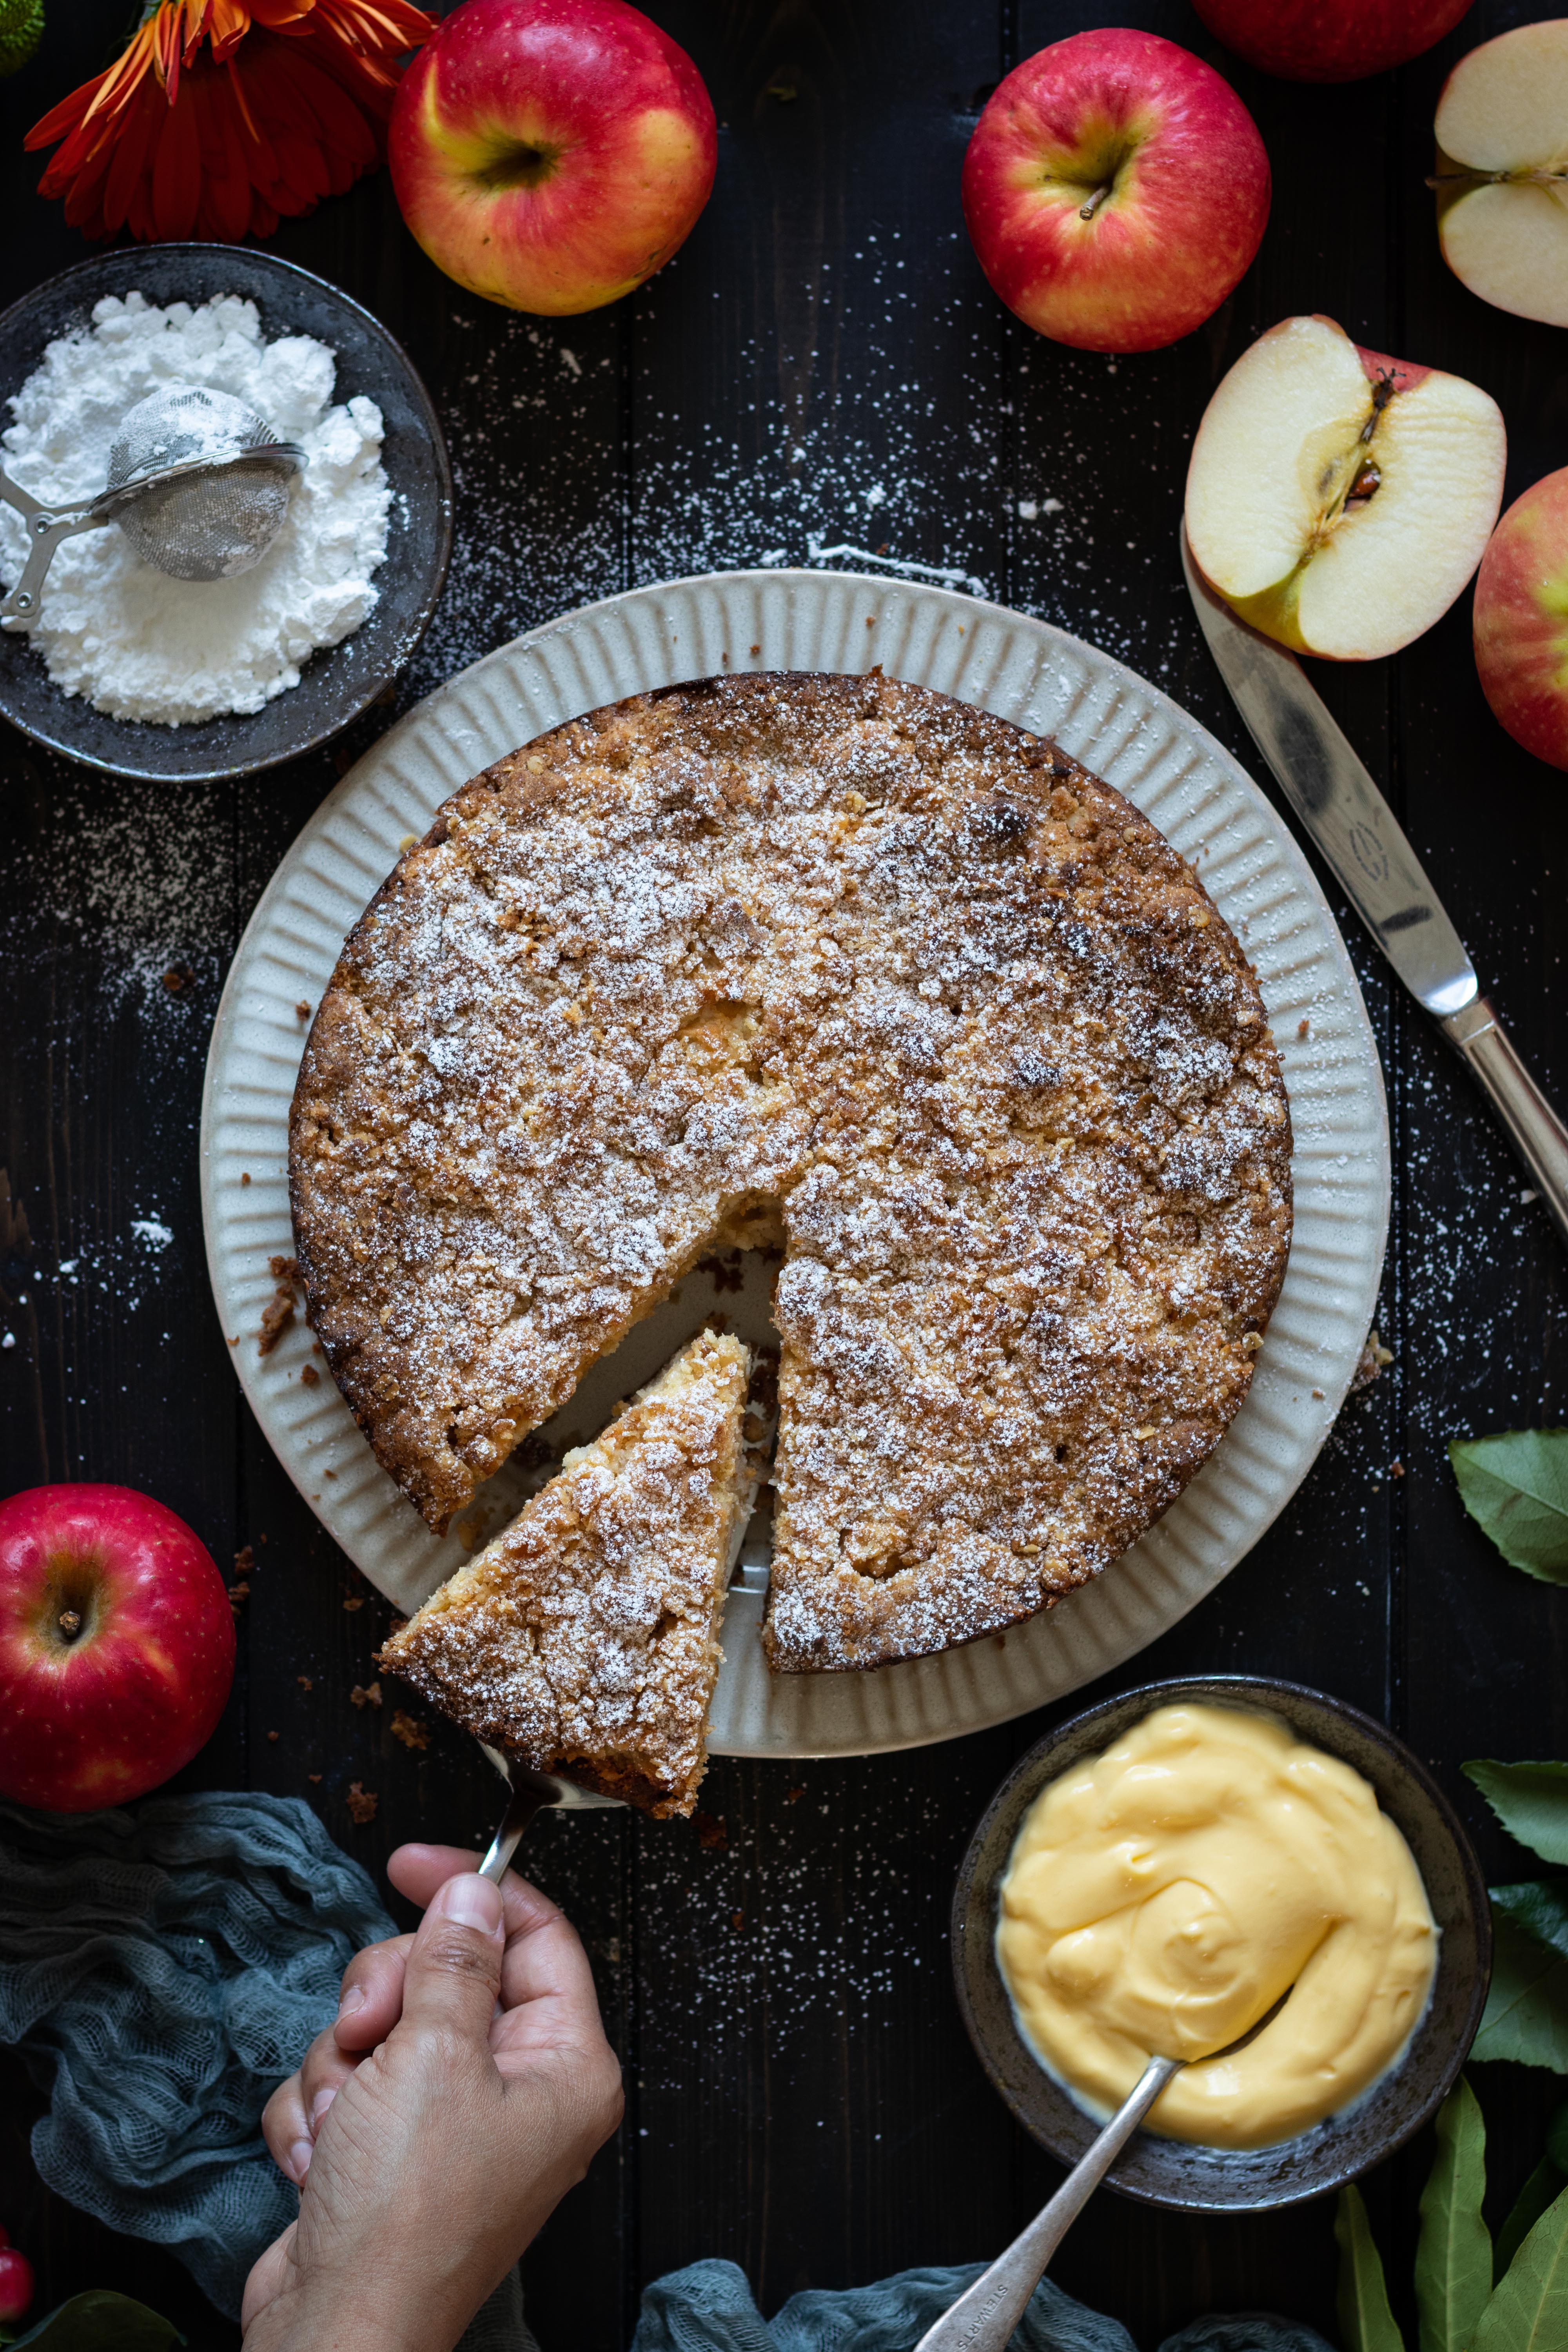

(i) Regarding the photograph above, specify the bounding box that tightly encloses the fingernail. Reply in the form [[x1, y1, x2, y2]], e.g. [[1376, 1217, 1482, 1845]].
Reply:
[[309, 2085, 337, 2132], [432, 1871, 504, 1936], [336, 1984, 365, 2020], [287, 2138, 314, 2184]]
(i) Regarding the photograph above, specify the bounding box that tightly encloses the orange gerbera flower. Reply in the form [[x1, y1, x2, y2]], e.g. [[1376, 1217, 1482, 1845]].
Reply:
[[27, 0, 435, 244]]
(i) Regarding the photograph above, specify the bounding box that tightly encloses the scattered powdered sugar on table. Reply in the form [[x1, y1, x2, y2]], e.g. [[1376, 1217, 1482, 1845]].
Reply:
[[0, 291, 390, 726]]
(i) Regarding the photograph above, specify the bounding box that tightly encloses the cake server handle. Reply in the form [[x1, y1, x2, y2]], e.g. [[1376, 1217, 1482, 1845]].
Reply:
[[912, 2055, 1181, 2352], [477, 1751, 570, 1885], [1443, 996, 1568, 1254]]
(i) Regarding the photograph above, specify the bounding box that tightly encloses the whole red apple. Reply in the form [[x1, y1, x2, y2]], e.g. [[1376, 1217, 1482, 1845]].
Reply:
[[0, 2237, 34, 2327], [961, 30, 1270, 354], [389, 0, 717, 314], [0, 1485, 234, 1813], [1192, 0, 1473, 83], [1474, 470, 1568, 770]]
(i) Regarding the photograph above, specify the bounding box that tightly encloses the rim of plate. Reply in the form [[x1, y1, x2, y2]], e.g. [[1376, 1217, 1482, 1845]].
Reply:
[[200, 568, 1389, 1761]]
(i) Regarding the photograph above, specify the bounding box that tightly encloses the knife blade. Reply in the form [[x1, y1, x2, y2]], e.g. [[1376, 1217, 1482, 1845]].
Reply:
[[1180, 524, 1568, 1250], [1180, 528, 1475, 1019]]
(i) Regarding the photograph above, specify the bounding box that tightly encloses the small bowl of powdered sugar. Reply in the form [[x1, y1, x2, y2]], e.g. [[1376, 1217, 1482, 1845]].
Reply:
[[0, 245, 451, 781]]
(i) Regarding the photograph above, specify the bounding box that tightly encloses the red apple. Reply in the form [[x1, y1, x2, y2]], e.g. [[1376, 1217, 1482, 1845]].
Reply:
[[0, 1485, 234, 1813], [0, 2242, 34, 2327], [1474, 470, 1568, 770], [1192, 0, 1474, 83], [388, 0, 717, 315], [961, 30, 1269, 354]]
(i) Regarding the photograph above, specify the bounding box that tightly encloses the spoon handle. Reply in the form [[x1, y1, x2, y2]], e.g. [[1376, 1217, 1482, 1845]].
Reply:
[[912, 2054, 1181, 2352]]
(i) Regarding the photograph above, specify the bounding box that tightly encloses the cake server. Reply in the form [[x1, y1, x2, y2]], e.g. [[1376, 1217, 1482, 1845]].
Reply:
[[477, 1748, 572, 1884], [1180, 525, 1568, 1252]]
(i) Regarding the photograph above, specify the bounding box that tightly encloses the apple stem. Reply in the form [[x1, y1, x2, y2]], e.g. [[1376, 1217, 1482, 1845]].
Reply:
[[1078, 184, 1112, 223], [58, 1609, 81, 1639]]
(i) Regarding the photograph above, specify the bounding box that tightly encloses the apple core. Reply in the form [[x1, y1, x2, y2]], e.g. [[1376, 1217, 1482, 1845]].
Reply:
[[1185, 314, 1505, 662]]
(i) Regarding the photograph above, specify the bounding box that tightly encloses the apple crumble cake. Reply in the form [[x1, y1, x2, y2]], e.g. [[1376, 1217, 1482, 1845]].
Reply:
[[292, 670, 1292, 1672], [378, 1329, 760, 1816]]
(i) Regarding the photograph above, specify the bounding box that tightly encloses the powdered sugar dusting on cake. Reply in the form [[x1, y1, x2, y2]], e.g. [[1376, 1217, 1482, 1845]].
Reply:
[[379, 1328, 758, 1816], [292, 672, 1291, 1671]]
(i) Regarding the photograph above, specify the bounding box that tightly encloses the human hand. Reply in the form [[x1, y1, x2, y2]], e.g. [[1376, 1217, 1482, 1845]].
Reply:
[[242, 1846, 623, 2352]]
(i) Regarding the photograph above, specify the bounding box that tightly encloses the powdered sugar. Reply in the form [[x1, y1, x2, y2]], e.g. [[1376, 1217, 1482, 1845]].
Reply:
[[291, 672, 1292, 1671], [0, 291, 389, 725]]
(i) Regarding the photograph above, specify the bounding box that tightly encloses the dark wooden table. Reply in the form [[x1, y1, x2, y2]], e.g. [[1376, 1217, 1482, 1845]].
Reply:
[[4, 2, 1568, 2346]]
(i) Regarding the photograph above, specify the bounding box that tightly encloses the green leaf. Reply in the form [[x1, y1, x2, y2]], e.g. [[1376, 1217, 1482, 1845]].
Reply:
[[1471, 1915, 1568, 2073], [1499, 2160, 1566, 2279], [1464, 1763, 1568, 1866], [1494, 1884, 1568, 1966], [1476, 2181, 1568, 2352], [1417, 2076, 1492, 2352], [1339, 2182, 1408, 2352], [1450, 1432, 1568, 1583], [7, 2294, 183, 2351], [1546, 2103, 1568, 2174]]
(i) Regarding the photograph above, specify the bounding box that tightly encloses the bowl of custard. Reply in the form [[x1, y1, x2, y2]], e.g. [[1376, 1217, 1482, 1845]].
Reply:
[[951, 1676, 1491, 2210]]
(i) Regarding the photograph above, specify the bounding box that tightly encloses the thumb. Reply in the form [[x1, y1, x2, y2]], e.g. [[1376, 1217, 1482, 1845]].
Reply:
[[398, 1870, 506, 2045]]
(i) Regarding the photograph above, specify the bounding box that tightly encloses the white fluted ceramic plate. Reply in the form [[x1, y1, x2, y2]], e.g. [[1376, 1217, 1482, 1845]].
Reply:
[[201, 570, 1388, 1759]]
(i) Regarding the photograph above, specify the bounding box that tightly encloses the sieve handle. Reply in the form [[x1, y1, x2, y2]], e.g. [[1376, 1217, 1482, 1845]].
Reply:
[[0, 465, 104, 621]]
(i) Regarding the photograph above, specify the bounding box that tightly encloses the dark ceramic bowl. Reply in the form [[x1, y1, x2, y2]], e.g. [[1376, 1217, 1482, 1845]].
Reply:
[[0, 245, 452, 781], [952, 1675, 1490, 2211]]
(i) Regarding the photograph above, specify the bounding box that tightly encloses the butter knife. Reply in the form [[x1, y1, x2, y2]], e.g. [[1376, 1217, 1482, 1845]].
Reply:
[[1180, 526, 1568, 1252]]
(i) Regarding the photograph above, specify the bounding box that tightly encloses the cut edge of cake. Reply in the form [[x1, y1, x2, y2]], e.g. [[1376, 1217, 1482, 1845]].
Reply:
[[378, 1327, 766, 1819]]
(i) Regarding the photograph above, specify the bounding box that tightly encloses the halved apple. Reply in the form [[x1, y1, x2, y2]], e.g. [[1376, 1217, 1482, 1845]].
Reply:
[[1185, 314, 1505, 662], [1434, 22, 1568, 328]]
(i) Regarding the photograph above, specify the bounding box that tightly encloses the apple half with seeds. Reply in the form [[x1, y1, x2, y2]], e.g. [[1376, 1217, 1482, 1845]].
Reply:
[[1185, 314, 1505, 662], [1434, 22, 1568, 328]]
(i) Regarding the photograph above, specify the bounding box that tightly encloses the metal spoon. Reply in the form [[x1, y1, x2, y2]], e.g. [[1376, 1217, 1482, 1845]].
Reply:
[[918, 1989, 1296, 2352], [0, 382, 306, 620], [912, 2053, 1181, 2352]]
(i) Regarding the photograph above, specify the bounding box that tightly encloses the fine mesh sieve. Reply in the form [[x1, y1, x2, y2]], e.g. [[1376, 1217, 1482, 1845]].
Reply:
[[0, 379, 307, 619], [108, 386, 302, 581]]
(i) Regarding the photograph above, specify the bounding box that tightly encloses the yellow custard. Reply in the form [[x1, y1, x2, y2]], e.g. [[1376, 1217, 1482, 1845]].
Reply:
[[996, 1703, 1437, 2149]]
